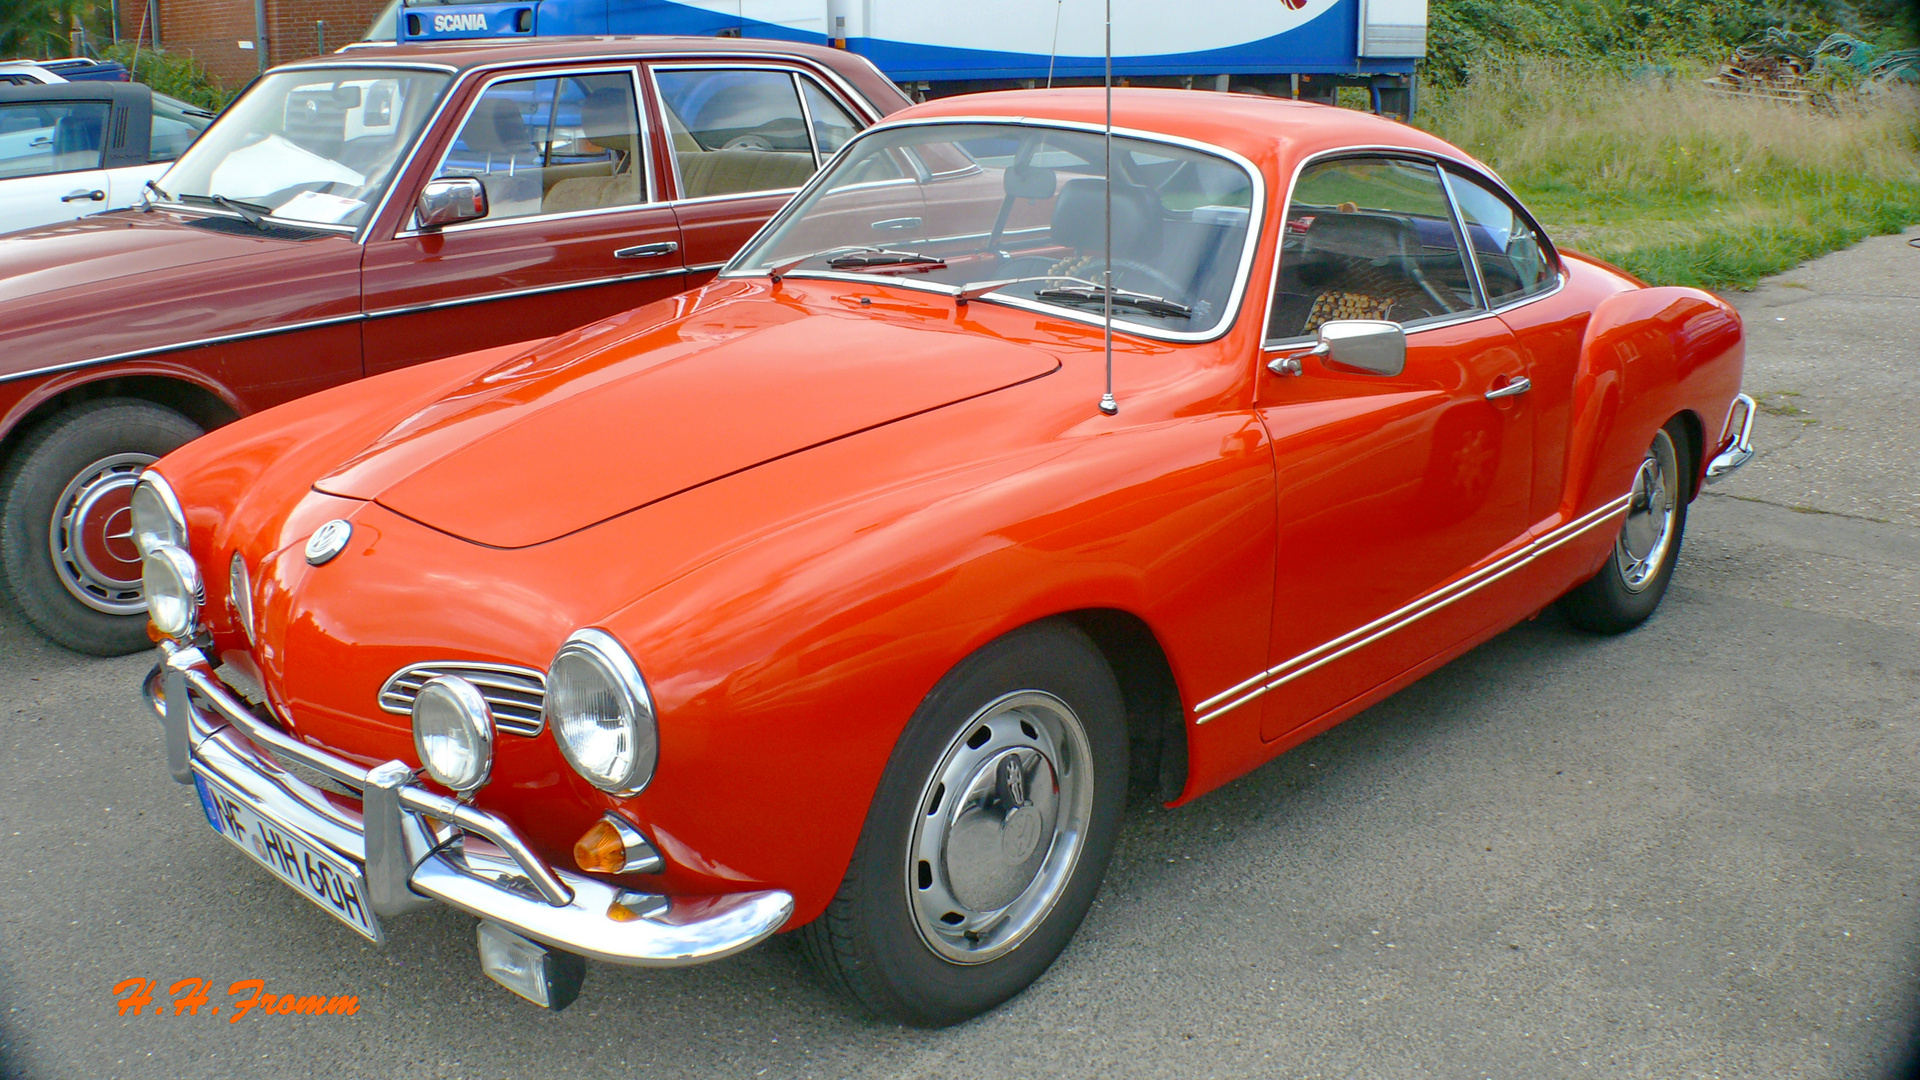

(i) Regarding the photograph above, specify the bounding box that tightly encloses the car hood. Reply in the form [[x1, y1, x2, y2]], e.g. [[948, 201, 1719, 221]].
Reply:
[[0, 210, 359, 374], [312, 297, 1061, 548]]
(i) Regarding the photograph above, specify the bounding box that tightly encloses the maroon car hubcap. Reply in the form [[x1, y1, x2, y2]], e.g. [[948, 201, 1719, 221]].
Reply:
[[50, 453, 155, 615]]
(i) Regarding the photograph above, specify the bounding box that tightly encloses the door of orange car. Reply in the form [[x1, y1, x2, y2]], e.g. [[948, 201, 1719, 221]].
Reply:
[[1249, 155, 1536, 743], [649, 62, 880, 276], [361, 64, 687, 376]]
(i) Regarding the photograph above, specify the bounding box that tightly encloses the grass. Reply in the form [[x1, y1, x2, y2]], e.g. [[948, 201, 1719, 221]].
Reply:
[[1416, 56, 1920, 290]]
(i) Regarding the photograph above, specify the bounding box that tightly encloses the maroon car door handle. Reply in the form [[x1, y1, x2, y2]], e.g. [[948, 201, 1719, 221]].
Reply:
[[614, 242, 679, 259]]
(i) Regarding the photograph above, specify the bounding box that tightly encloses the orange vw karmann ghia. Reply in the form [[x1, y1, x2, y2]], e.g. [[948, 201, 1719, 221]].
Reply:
[[135, 88, 1755, 1026]]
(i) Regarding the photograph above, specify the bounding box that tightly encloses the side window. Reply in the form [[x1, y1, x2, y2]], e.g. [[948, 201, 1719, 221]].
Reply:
[[435, 71, 646, 222], [1267, 156, 1480, 344], [0, 100, 108, 179], [1443, 169, 1556, 306], [799, 78, 857, 158], [655, 68, 821, 199]]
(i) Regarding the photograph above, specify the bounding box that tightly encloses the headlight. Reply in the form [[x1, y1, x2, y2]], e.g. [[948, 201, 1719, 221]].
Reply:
[[141, 545, 202, 640], [228, 552, 255, 647], [129, 473, 186, 557], [545, 629, 657, 796], [412, 676, 495, 793]]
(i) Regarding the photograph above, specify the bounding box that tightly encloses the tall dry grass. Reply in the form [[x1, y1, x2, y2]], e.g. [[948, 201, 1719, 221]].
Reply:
[[1418, 56, 1920, 287]]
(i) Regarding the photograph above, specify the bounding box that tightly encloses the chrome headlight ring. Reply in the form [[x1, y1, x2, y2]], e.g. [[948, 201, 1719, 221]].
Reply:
[[412, 676, 496, 793], [141, 544, 202, 641], [544, 628, 658, 797], [129, 472, 186, 558]]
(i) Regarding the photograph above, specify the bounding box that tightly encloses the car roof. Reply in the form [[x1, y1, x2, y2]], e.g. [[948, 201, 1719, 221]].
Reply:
[[291, 34, 869, 74], [889, 87, 1477, 177]]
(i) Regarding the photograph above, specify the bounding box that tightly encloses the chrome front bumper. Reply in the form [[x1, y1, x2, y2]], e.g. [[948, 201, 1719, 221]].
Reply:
[[1705, 392, 1757, 483], [145, 643, 793, 966]]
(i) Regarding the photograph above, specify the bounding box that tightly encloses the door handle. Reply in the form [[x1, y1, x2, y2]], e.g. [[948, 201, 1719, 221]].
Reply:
[[62, 189, 106, 203], [1484, 376, 1531, 400], [614, 241, 679, 259], [29, 136, 51, 148]]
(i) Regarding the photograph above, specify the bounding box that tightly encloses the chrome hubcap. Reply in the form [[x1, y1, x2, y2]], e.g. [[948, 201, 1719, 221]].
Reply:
[[907, 690, 1093, 964], [49, 453, 156, 615], [1615, 430, 1678, 594]]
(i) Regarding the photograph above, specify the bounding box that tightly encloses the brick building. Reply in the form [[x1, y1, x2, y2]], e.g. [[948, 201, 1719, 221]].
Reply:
[[118, 0, 392, 89]]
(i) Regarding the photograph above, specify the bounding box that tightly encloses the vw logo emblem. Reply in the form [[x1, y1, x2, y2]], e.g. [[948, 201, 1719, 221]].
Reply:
[[305, 519, 353, 565]]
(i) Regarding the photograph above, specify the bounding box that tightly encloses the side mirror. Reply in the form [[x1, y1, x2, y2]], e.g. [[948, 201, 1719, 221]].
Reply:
[[416, 177, 488, 228], [1309, 319, 1405, 377]]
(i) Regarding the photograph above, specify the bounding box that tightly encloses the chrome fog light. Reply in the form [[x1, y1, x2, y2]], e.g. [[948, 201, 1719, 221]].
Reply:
[[141, 545, 202, 640], [228, 552, 256, 647], [129, 473, 186, 557], [476, 920, 585, 1010], [545, 629, 657, 796], [411, 676, 495, 793]]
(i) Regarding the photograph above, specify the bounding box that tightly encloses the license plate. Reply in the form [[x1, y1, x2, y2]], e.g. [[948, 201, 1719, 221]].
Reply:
[[193, 773, 382, 941]]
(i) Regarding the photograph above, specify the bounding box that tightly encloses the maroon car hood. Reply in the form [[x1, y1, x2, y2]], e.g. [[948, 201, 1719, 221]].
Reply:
[[0, 210, 361, 374], [313, 306, 1061, 548]]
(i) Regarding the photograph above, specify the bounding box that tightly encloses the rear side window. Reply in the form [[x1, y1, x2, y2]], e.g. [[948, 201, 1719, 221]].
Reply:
[[1443, 169, 1557, 306], [0, 100, 108, 178], [436, 71, 648, 221], [1267, 156, 1480, 343], [655, 67, 836, 199]]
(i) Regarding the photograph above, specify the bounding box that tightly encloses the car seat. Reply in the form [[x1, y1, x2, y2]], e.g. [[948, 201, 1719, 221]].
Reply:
[[543, 89, 642, 214]]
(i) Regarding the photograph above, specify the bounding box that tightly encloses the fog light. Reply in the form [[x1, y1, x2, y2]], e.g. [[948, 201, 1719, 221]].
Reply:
[[572, 813, 663, 875], [476, 921, 585, 1010], [141, 544, 202, 640], [411, 677, 494, 793]]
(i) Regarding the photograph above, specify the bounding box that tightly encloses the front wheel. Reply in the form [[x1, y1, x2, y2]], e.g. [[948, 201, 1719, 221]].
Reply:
[[799, 621, 1128, 1026], [0, 399, 203, 655], [1559, 420, 1691, 634]]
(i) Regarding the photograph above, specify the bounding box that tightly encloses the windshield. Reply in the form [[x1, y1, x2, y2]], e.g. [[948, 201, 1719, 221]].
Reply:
[[159, 66, 450, 230], [729, 122, 1257, 336]]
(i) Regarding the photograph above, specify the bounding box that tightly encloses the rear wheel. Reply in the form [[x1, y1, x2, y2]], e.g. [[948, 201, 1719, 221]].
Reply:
[[1560, 420, 1690, 634], [0, 399, 203, 655], [799, 621, 1127, 1027]]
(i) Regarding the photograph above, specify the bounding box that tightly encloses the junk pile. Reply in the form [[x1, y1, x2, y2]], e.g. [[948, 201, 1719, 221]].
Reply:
[[1705, 28, 1920, 103]]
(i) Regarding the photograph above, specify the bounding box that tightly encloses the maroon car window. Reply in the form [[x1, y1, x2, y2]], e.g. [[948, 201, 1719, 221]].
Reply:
[[0, 100, 108, 178], [436, 71, 648, 221], [1268, 156, 1480, 344], [800, 77, 858, 159], [656, 68, 820, 199], [1442, 168, 1557, 307]]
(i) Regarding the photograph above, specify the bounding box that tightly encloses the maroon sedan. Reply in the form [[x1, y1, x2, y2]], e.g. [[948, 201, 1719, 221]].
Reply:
[[0, 37, 908, 654]]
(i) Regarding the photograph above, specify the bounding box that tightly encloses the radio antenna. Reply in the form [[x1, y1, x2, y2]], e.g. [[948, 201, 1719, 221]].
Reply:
[[1098, 0, 1119, 416], [1046, 0, 1063, 88]]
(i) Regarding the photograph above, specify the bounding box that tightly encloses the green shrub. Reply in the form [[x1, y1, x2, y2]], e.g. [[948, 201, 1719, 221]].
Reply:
[[100, 42, 232, 111]]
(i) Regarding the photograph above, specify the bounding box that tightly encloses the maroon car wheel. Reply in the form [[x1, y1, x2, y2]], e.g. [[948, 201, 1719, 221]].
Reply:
[[0, 399, 203, 655]]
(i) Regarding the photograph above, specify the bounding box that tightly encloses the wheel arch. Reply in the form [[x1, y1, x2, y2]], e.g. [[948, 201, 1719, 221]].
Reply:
[[0, 372, 243, 467], [1058, 608, 1188, 805], [1672, 408, 1705, 500]]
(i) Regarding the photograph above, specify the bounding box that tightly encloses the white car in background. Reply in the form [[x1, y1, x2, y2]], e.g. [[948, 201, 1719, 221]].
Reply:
[[0, 80, 212, 234]]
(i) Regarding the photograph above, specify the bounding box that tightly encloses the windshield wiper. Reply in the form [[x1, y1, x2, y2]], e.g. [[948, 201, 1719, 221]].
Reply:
[[1031, 284, 1194, 319], [177, 193, 273, 231], [826, 249, 945, 271]]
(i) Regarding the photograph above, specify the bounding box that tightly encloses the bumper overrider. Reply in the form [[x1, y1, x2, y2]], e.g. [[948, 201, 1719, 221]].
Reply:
[[144, 640, 793, 1005], [1705, 392, 1757, 483]]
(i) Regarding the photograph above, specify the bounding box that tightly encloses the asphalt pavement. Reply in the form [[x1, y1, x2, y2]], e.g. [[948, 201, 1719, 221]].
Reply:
[[2, 227, 1917, 1080]]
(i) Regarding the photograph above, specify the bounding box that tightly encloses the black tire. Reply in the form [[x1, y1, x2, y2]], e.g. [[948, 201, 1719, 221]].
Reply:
[[0, 399, 203, 655], [1559, 418, 1691, 635], [799, 620, 1128, 1027]]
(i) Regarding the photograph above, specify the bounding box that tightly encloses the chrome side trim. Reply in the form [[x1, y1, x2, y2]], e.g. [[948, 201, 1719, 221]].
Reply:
[[1194, 493, 1634, 725], [718, 115, 1267, 346], [363, 265, 685, 321], [0, 311, 368, 387], [1705, 393, 1756, 482]]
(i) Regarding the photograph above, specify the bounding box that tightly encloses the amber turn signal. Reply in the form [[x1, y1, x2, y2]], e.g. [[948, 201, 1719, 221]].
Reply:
[[574, 818, 627, 873]]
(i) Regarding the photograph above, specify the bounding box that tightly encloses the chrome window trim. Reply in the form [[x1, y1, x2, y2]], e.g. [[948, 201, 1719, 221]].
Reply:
[[685, 260, 727, 273], [278, 59, 459, 74], [393, 63, 658, 239], [1438, 163, 1565, 311], [1259, 145, 1569, 352], [1193, 492, 1635, 725], [718, 115, 1268, 346], [647, 60, 860, 202], [363, 263, 686, 320]]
